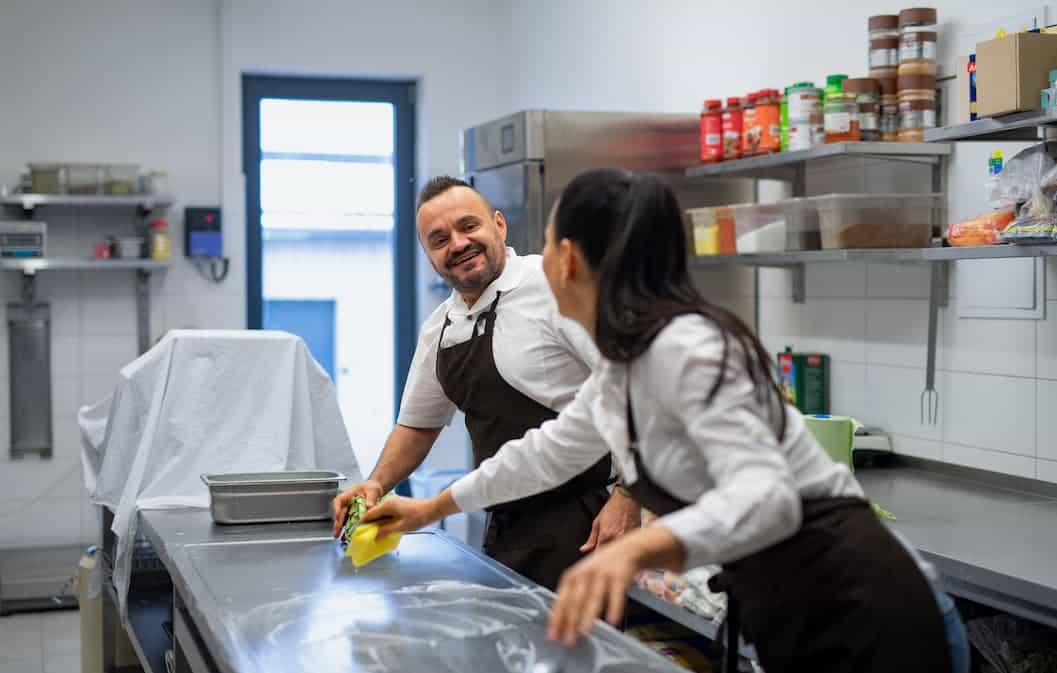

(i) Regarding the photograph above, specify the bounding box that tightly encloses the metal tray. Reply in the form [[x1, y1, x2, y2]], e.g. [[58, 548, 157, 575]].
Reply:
[[200, 471, 346, 525]]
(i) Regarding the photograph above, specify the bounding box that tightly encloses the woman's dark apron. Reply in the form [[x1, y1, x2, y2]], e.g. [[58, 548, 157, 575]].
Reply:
[[435, 291, 612, 590], [623, 383, 951, 673]]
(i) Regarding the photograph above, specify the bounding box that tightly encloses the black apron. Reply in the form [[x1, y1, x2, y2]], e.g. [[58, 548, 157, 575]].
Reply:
[[623, 381, 951, 673], [435, 291, 612, 590]]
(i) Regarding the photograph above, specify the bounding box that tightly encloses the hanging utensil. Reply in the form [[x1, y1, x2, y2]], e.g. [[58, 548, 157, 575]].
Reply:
[[920, 264, 942, 425]]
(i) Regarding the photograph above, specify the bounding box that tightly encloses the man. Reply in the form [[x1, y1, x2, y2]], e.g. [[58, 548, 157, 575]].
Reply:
[[332, 176, 639, 590]]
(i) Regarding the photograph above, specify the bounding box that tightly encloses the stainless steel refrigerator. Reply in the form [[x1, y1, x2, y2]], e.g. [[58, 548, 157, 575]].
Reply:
[[460, 109, 756, 324]]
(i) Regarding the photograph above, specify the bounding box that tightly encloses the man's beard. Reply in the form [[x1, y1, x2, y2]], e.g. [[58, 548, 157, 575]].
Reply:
[[440, 244, 501, 295]]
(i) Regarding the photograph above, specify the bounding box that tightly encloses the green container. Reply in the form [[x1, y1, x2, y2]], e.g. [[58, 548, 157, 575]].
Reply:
[[777, 347, 829, 415], [780, 87, 789, 152], [823, 74, 848, 104], [803, 414, 860, 469]]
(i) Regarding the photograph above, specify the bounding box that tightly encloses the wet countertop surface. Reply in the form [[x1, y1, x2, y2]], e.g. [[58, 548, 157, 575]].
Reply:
[[140, 510, 685, 673], [858, 463, 1057, 627]]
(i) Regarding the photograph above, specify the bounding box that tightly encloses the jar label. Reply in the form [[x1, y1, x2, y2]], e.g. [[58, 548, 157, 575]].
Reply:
[[825, 112, 852, 133], [860, 113, 880, 131], [870, 48, 897, 68], [923, 109, 936, 128]]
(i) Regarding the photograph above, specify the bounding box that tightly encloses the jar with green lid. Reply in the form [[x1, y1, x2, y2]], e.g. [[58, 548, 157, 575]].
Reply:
[[824, 92, 860, 143], [823, 74, 848, 103]]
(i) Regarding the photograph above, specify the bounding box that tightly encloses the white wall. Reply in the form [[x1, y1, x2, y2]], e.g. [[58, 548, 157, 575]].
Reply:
[[0, 0, 512, 550], [0, 0, 222, 549], [508, 0, 1057, 482]]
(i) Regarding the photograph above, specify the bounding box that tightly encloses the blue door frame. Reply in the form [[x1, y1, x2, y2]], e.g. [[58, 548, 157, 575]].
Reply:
[[242, 75, 417, 429]]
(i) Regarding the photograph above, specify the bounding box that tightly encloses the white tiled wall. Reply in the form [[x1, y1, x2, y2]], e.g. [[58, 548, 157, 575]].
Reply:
[[762, 258, 1057, 483]]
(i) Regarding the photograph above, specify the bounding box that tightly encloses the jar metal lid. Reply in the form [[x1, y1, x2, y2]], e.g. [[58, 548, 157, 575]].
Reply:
[[842, 78, 881, 94], [899, 7, 937, 26], [869, 14, 900, 30]]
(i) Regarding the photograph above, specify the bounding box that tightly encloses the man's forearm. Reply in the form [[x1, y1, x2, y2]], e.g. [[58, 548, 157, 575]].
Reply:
[[368, 424, 442, 492]]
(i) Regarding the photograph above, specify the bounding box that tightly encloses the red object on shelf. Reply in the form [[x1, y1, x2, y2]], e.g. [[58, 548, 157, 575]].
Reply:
[[93, 242, 112, 260], [722, 97, 743, 160], [700, 99, 723, 163]]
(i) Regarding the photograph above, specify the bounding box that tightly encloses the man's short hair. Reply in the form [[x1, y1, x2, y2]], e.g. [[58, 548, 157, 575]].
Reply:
[[417, 175, 491, 211]]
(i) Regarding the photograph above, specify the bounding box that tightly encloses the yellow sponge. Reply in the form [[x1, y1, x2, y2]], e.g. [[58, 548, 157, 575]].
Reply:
[[344, 522, 402, 567]]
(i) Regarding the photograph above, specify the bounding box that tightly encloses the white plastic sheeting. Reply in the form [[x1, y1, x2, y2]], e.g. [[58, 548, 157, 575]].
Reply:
[[79, 330, 362, 617]]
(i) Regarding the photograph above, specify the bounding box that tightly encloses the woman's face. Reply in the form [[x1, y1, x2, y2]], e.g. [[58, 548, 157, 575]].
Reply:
[[541, 213, 570, 317]]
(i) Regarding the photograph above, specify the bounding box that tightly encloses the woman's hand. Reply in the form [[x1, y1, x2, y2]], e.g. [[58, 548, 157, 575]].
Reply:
[[359, 489, 461, 539], [548, 525, 688, 647]]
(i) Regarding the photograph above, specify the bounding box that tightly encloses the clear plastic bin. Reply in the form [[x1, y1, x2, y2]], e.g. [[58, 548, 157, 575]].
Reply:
[[731, 202, 787, 253], [781, 197, 823, 251], [66, 163, 103, 195], [685, 205, 739, 255], [105, 164, 140, 195], [809, 193, 943, 249]]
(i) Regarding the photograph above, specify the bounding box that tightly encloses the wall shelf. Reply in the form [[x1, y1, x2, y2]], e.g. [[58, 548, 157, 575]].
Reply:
[[1, 193, 172, 211], [925, 109, 1057, 143], [690, 244, 1057, 268], [684, 142, 951, 182], [1, 257, 172, 275]]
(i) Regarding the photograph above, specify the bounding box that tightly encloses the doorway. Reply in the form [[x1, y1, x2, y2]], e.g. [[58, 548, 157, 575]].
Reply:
[[243, 75, 416, 472]]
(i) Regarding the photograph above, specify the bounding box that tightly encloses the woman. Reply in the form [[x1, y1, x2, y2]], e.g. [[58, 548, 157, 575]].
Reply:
[[363, 170, 965, 673]]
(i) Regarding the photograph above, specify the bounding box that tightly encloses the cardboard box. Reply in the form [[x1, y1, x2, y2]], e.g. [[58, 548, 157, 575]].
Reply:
[[976, 33, 1057, 117], [957, 56, 971, 124]]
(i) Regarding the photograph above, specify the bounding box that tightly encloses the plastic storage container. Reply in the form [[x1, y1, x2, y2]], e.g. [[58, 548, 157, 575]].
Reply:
[[28, 164, 65, 194], [66, 163, 103, 195], [780, 197, 823, 250], [686, 206, 737, 255], [104, 164, 139, 195], [731, 202, 787, 253], [811, 193, 943, 249]]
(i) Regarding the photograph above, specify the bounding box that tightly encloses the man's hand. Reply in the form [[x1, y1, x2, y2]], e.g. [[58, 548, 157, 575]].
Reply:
[[331, 479, 384, 538], [580, 489, 641, 553]]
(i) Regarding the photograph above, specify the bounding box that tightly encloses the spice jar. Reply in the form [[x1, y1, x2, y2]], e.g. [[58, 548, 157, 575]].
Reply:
[[149, 219, 172, 260], [722, 97, 743, 161], [786, 82, 823, 151], [755, 89, 781, 155], [824, 74, 848, 103], [869, 14, 900, 40], [741, 92, 759, 156], [899, 8, 938, 76], [898, 74, 936, 141], [870, 37, 899, 70], [700, 99, 723, 163], [880, 81, 900, 142], [824, 92, 861, 143], [843, 78, 881, 142]]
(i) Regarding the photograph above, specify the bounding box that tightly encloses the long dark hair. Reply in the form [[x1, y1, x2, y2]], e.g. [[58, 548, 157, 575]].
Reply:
[[553, 169, 787, 439]]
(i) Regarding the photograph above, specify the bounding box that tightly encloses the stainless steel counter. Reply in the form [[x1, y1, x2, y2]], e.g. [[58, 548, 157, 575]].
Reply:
[[858, 461, 1057, 628], [138, 510, 685, 673]]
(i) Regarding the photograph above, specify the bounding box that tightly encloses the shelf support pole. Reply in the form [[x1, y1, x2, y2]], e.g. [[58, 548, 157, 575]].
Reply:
[[136, 270, 151, 355], [791, 264, 806, 304]]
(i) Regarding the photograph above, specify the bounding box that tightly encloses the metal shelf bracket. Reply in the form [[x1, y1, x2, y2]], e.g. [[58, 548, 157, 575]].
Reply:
[[791, 264, 806, 304]]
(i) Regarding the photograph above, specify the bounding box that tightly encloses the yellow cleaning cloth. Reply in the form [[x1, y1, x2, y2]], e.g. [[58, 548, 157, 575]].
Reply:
[[344, 522, 402, 567]]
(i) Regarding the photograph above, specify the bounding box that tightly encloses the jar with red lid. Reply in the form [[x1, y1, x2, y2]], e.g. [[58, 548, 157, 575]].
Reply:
[[722, 97, 743, 160], [700, 99, 723, 163], [741, 92, 759, 156]]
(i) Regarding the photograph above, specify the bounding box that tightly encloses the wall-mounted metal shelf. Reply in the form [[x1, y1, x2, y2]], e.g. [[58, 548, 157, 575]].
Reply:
[[690, 244, 1057, 268], [685, 142, 952, 183], [2, 257, 172, 275], [925, 109, 1057, 143], [1, 193, 173, 212]]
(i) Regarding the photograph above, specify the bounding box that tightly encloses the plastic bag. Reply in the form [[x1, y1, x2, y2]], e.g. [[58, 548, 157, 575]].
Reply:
[[968, 614, 1057, 673], [998, 143, 1057, 242]]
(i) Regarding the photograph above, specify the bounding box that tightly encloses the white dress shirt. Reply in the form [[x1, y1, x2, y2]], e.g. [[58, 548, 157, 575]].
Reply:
[[451, 314, 864, 569], [397, 248, 599, 428]]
